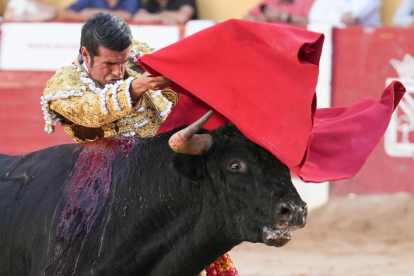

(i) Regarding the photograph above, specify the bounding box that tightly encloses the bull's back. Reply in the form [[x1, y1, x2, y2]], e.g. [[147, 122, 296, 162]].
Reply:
[[0, 144, 80, 209], [0, 153, 18, 179], [0, 145, 81, 275]]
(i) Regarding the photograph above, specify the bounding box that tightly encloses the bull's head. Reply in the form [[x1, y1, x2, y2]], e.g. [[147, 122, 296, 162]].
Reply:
[[169, 111, 307, 247]]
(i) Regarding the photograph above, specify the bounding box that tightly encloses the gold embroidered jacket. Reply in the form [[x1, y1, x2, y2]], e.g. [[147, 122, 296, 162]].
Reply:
[[42, 41, 179, 143]]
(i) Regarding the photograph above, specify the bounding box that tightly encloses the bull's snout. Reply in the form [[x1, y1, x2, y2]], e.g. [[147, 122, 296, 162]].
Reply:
[[276, 201, 308, 229], [262, 201, 308, 247], [262, 200, 308, 247]]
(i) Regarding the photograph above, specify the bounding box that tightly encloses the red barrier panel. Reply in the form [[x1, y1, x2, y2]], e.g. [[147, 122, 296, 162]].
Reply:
[[331, 27, 414, 195], [0, 71, 74, 155]]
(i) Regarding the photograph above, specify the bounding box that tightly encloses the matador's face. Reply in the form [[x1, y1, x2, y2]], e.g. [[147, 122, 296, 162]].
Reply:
[[81, 45, 131, 85]]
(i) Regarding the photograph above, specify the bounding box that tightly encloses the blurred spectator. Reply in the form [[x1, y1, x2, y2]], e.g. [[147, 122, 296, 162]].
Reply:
[[393, 0, 414, 27], [3, 0, 56, 21], [59, 0, 139, 21], [244, 0, 314, 25], [132, 0, 197, 24], [309, 0, 381, 27]]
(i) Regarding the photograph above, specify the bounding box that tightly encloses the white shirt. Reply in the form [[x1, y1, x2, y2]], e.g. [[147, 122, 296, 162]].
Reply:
[[6, 0, 40, 16], [81, 61, 89, 72], [393, 0, 414, 27], [309, 0, 382, 27]]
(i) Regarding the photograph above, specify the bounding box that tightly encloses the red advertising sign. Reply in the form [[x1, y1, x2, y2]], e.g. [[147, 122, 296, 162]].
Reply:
[[331, 27, 414, 194], [0, 71, 74, 155]]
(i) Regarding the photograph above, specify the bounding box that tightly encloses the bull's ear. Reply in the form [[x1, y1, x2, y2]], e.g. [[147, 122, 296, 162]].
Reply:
[[172, 154, 206, 181]]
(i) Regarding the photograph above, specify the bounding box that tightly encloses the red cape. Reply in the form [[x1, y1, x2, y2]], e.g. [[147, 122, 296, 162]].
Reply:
[[139, 19, 405, 183]]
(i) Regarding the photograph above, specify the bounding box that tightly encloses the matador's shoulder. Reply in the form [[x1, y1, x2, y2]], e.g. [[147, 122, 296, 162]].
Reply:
[[129, 40, 155, 64], [44, 64, 87, 97]]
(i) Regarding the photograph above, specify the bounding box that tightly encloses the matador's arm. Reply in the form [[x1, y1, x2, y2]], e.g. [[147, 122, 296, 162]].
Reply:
[[43, 66, 136, 131]]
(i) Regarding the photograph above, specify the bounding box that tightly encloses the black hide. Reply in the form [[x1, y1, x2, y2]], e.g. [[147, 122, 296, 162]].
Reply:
[[0, 124, 305, 276]]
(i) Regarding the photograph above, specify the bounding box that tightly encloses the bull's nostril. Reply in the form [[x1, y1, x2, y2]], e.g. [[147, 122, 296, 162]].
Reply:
[[280, 207, 290, 216], [277, 203, 294, 223]]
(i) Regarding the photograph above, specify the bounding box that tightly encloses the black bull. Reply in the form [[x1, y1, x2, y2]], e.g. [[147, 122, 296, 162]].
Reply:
[[0, 123, 307, 276]]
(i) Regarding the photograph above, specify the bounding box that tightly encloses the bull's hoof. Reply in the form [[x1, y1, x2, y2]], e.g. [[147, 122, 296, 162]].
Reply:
[[262, 226, 292, 247]]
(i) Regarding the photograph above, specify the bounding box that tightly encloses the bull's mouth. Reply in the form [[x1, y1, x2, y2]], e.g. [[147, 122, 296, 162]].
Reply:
[[262, 226, 293, 247]]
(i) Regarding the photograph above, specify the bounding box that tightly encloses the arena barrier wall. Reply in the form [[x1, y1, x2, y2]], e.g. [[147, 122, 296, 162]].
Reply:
[[0, 22, 412, 200]]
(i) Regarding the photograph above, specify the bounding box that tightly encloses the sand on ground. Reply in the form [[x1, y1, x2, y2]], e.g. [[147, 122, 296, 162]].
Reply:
[[230, 193, 414, 276]]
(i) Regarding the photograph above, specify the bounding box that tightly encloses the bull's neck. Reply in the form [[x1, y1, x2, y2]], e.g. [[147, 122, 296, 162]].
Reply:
[[102, 163, 239, 275], [149, 204, 238, 276], [127, 192, 238, 275]]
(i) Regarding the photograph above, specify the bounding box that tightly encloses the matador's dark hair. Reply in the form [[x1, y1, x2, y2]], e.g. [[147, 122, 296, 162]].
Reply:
[[80, 12, 132, 64]]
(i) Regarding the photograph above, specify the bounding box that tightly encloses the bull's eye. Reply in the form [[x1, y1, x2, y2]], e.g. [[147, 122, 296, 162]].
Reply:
[[228, 160, 246, 173]]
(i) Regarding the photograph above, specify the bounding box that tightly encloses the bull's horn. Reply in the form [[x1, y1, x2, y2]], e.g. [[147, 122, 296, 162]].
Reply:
[[168, 111, 213, 155]]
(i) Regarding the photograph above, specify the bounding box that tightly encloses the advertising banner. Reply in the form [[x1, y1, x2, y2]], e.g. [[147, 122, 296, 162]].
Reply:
[[0, 23, 82, 71], [0, 23, 180, 71], [331, 27, 414, 194]]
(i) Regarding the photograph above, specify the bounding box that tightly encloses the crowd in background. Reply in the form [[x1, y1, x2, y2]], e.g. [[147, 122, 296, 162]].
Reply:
[[0, 0, 197, 24], [0, 0, 413, 27]]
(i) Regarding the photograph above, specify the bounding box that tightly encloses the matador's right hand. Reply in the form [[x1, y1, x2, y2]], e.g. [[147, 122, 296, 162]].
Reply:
[[130, 72, 171, 103]]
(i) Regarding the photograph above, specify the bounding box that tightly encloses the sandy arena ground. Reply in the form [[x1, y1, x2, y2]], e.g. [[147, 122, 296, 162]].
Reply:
[[229, 193, 414, 276]]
